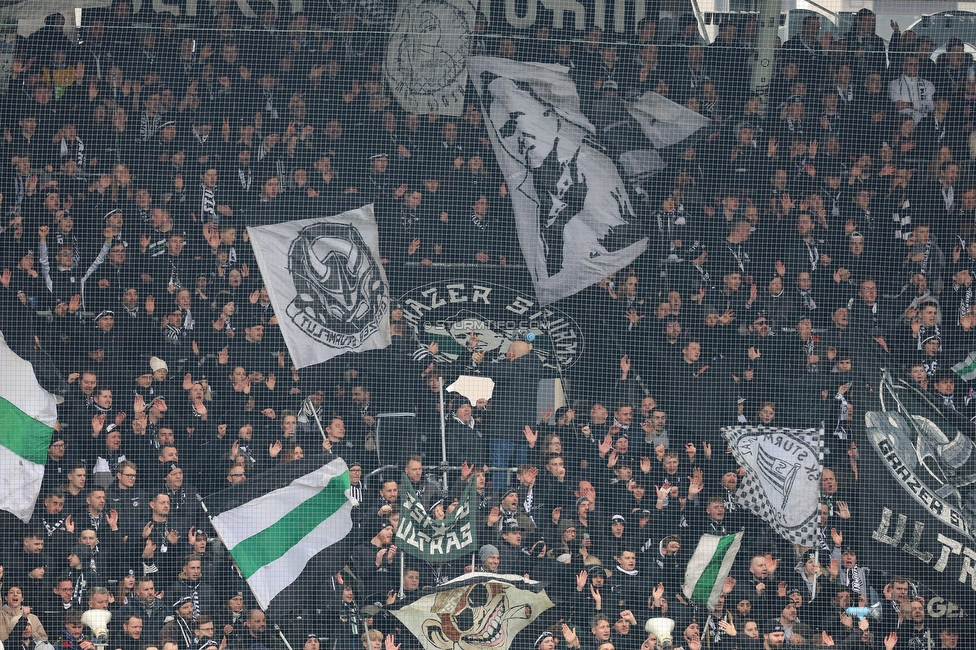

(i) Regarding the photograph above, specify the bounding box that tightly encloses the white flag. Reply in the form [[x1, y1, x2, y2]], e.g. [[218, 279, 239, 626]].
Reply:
[[723, 425, 823, 547], [625, 91, 712, 149], [247, 206, 391, 369], [384, 0, 476, 116], [683, 532, 744, 611], [471, 57, 648, 305]]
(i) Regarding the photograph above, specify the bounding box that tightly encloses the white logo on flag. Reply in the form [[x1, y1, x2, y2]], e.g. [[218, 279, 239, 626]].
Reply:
[[385, 0, 475, 116], [723, 425, 823, 546]]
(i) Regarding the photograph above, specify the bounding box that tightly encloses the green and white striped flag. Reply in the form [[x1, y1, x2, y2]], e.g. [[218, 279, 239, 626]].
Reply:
[[209, 456, 355, 609], [682, 532, 744, 611], [0, 332, 58, 523], [952, 352, 976, 381]]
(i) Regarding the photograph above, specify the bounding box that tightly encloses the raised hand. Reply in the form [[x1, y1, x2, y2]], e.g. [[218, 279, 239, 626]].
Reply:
[[589, 584, 601, 607], [551, 506, 562, 524], [717, 619, 736, 636], [656, 482, 671, 501], [722, 576, 736, 594]]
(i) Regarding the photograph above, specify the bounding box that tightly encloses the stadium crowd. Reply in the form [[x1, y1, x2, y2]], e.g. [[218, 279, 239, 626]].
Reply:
[[0, 1, 972, 649]]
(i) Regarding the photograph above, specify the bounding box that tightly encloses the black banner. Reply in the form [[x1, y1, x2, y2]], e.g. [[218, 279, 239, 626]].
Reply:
[[860, 374, 976, 621]]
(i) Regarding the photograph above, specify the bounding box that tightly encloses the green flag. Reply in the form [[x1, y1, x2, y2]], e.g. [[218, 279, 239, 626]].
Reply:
[[0, 333, 57, 522], [397, 476, 478, 561]]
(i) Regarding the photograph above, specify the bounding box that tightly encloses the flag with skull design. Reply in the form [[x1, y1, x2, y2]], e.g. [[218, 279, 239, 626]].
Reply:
[[247, 206, 391, 369], [391, 573, 553, 650]]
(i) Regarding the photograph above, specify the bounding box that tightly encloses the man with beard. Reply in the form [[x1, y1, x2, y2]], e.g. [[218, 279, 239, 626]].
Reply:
[[159, 596, 196, 649], [446, 400, 487, 467], [735, 555, 777, 620], [761, 621, 786, 649], [351, 520, 398, 600], [119, 579, 166, 642], [471, 340, 546, 490]]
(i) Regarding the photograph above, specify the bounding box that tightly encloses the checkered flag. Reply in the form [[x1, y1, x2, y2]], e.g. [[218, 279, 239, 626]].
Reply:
[[723, 425, 824, 547]]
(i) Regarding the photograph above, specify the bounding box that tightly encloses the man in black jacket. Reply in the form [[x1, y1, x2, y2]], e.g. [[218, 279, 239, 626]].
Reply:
[[472, 340, 546, 490]]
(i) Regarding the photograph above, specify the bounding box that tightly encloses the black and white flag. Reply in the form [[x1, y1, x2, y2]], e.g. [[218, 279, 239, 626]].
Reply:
[[247, 206, 391, 369], [384, 0, 476, 116], [471, 57, 648, 305], [723, 425, 824, 547]]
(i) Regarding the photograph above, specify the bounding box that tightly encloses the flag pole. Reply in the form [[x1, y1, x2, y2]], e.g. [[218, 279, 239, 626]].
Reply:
[[438, 376, 448, 491], [310, 402, 329, 443], [274, 624, 295, 650], [399, 550, 405, 599]]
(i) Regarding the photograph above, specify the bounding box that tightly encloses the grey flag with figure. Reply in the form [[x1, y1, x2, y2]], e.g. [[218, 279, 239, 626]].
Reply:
[[470, 57, 648, 305], [391, 573, 553, 650], [722, 425, 823, 547], [247, 206, 391, 369], [384, 0, 476, 115]]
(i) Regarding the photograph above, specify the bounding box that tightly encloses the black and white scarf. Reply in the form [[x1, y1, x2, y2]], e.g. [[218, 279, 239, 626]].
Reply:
[[955, 283, 973, 324], [238, 168, 252, 191], [140, 112, 162, 142], [200, 185, 217, 222], [799, 289, 817, 311]]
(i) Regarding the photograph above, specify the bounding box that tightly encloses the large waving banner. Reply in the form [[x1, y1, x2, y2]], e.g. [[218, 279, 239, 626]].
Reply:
[[470, 57, 647, 305], [858, 373, 976, 618], [385, 0, 476, 116], [247, 206, 391, 369]]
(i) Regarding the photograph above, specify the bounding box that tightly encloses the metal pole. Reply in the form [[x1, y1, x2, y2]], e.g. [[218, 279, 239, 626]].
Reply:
[[750, 0, 783, 115], [310, 400, 329, 443], [274, 624, 295, 650], [439, 376, 448, 491], [399, 551, 405, 599]]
